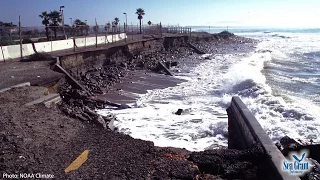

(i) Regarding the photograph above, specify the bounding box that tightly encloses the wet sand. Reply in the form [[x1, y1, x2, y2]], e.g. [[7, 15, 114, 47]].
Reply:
[[0, 33, 267, 179], [91, 70, 187, 105]]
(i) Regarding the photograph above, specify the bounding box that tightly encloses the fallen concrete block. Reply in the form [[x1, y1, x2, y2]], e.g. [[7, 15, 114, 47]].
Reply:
[[25, 93, 60, 106], [0, 82, 31, 93], [187, 42, 206, 54], [158, 62, 173, 76]]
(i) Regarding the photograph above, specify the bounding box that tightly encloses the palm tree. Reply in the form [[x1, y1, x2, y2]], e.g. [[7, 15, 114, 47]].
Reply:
[[39, 11, 50, 40], [114, 17, 119, 32], [73, 19, 87, 35], [48, 10, 62, 39], [135, 8, 145, 34], [74, 19, 82, 25], [105, 22, 111, 34]]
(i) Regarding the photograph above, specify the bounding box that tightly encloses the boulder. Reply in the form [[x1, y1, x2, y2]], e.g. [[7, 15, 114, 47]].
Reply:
[[171, 61, 179, 67], [175, 109, 183, 115], [279, 136, 304, 150]]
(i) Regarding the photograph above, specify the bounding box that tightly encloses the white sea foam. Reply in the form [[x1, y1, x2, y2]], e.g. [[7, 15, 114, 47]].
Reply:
[[98, 32, 320, 151]]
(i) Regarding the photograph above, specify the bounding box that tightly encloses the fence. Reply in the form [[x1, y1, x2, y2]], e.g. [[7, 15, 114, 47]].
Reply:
[[0, 20, 192, 62]]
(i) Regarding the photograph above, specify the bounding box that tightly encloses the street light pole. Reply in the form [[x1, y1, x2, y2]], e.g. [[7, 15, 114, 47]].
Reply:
[[95, 18, 98, 48], [60, 6, 66, 39], [85, 20, 87, 36], [123, 12, 127, 32]]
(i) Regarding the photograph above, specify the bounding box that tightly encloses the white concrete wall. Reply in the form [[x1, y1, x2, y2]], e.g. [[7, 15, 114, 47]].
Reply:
[[1, 46, 9, 60], [97, 36, 106, 45], [0, 47, 4, 61], [75, 38, 86, 47], [119, 33, 127, 40], [84, 37, 97, 46], [0, 33, 126, 60], [22, 44, 35, 56], [51, 39, 74, 51], [0, 44, 35, 60], [34, 41, 52, 53], [5, 45, 20, 59], [106, 35, 113, 43]]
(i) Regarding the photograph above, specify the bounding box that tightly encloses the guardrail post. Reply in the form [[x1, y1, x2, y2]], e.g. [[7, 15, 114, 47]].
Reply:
[[124, 22, 126, 42], [19, 15, 23, 61], [95, 18, 98, 48], [160, 22, 162, 37]]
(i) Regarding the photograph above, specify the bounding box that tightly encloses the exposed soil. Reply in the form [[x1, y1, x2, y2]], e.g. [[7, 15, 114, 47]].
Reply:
[[0, 87, 265, 180], [0, 60, 63, 90], [57, 33, 256, 130], [0, 32, 268, 180]]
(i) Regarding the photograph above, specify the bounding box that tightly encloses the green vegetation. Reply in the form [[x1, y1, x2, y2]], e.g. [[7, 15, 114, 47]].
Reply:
[[39, 11, 50, 40], [113, 17, 120, 32], [39, 10, 62, 40], [0, 21, 18, 46], [136, 8, 145, 34], [74, 19, 89, 36]]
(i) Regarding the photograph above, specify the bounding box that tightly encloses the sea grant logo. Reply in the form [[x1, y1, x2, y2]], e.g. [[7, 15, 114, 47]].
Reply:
[[282, 150, 312, 176]]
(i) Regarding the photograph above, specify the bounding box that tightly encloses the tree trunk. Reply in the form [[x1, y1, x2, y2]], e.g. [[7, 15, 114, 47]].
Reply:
[[45, 26, 49, 41], [139, 19, 142, 34]]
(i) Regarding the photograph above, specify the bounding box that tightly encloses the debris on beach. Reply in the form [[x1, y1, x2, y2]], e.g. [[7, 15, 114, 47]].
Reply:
[[56, 32, 255, 130], [175, 109, 183, 115]]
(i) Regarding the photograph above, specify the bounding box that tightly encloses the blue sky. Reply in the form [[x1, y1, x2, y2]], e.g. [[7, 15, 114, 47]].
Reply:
[[0, 0, 319, 27]]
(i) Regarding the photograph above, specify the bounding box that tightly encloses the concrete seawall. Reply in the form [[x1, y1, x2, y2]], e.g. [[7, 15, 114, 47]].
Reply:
[[227, 96, 300, 180], [58, 36, 187, 75], [56, 35, 303, 179]]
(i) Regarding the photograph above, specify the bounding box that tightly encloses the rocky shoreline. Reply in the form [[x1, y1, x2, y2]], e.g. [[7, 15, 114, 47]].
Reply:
[[1, 31, 319, 179], [54, 31, 320, 179], [57, 32, 256, 130]]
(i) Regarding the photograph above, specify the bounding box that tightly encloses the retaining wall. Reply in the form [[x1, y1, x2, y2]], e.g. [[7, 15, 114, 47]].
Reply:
[[106, 35, 113, 43], [22, 44, 35, 56], [75, 38, 86, 47], [227, 96, 300, 180], [58, 35, 187, 79], [0, 33, 126, 61], [0, 44, 35, 61], [51, 39, 74, 51], [1, 46, 9, 61], [0, 46, 4, 61], [83, 37, 96, 46], [34, 41, 52, 53]]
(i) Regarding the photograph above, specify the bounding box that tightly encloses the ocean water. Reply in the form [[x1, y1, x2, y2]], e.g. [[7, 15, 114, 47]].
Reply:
[[98, 27, 320, 151]]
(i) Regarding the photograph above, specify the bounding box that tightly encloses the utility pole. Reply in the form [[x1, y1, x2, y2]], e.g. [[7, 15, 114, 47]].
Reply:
[[95, 18, 98, 48], [123, 13, 127, 32], [19, 15, 22, 61], [60, 6, 66, 39]]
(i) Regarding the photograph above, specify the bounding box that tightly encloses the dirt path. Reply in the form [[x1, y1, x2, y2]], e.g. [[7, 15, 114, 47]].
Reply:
[[0, 61, 63, 89]]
